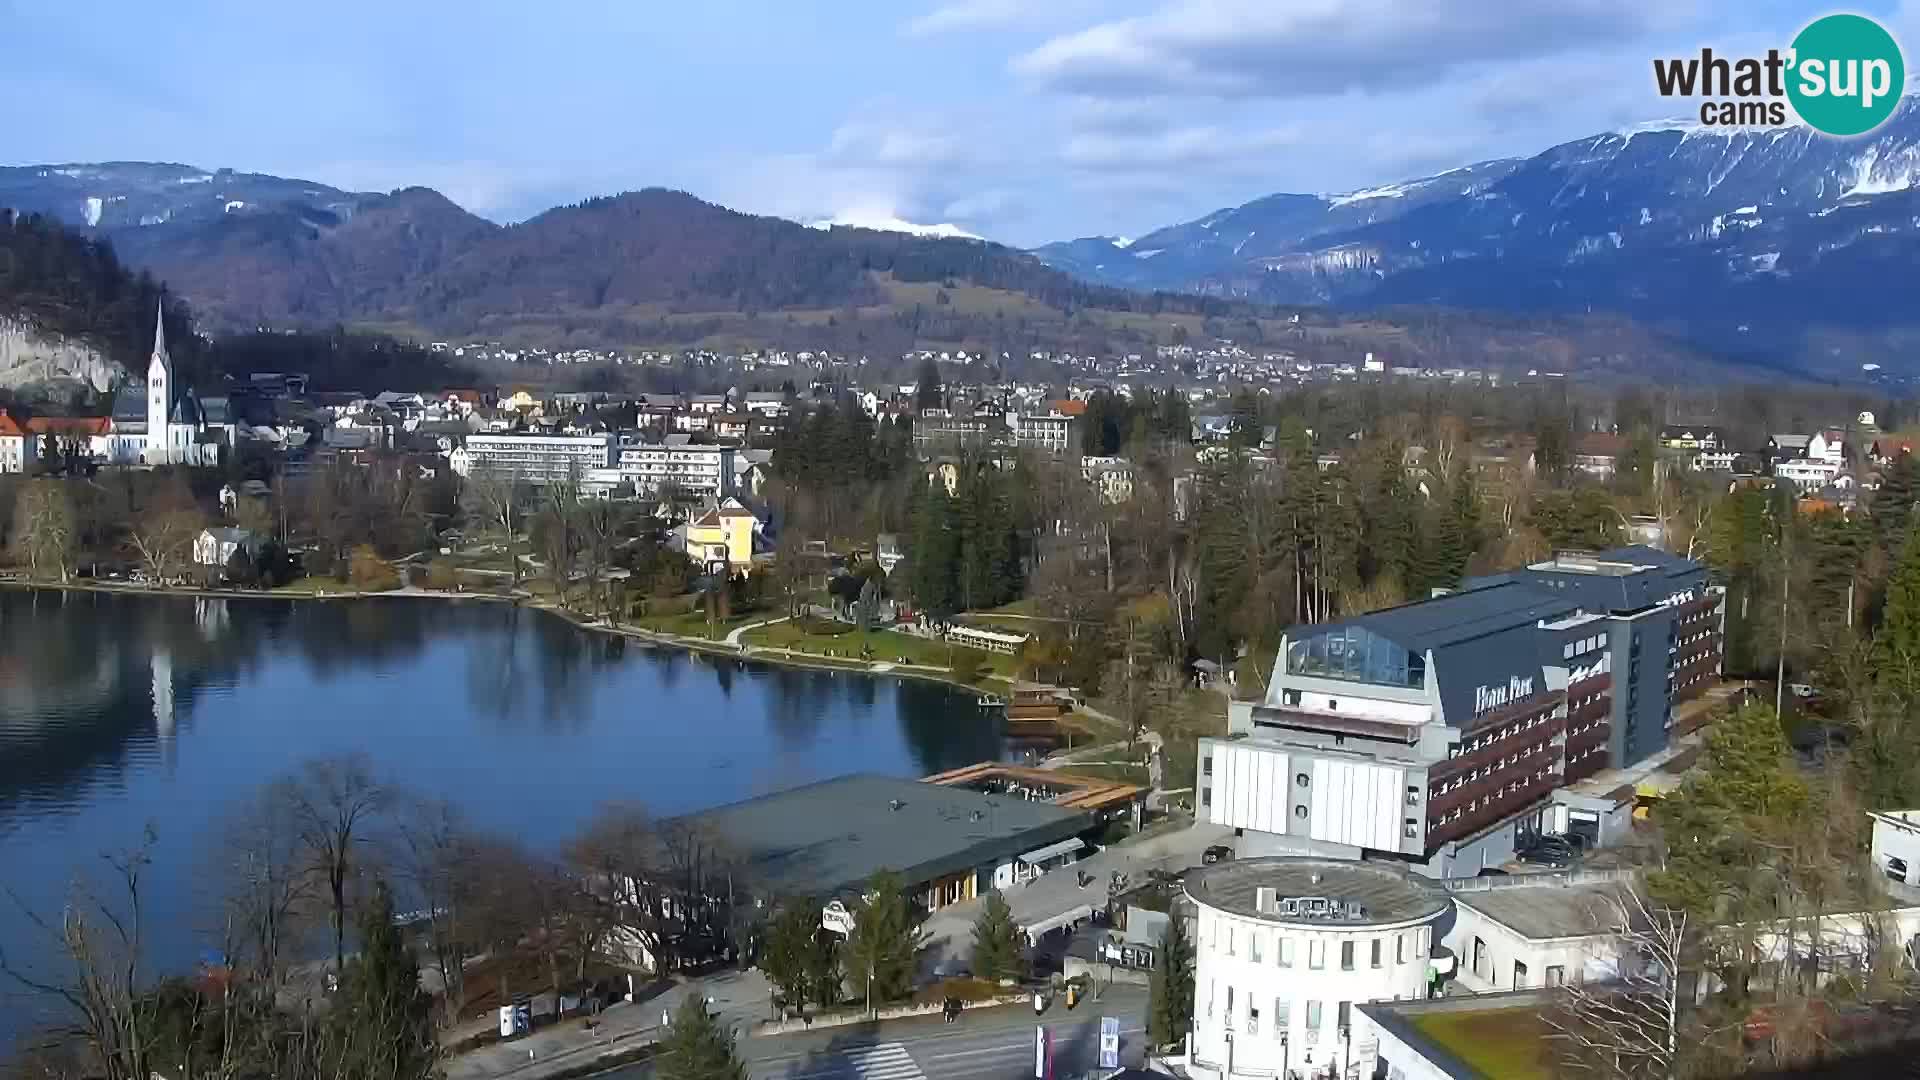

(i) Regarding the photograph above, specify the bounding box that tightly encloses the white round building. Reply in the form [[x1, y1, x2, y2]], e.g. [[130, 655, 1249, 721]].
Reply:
[[1185, 857, 1449, 1080]]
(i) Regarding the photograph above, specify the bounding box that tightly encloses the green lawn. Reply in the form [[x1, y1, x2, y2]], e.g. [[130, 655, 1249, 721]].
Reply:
[[1410, 1008, 1553, 1080], [633, 607, 765, 640], [741, 621, 1020, 681]]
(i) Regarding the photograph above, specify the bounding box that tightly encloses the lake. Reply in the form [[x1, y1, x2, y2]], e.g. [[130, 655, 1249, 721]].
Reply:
[[0, 589, 1005, 1047]]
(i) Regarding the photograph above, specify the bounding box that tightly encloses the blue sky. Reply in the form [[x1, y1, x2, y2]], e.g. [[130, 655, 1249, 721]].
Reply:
[[5, 0, 1914, 245]]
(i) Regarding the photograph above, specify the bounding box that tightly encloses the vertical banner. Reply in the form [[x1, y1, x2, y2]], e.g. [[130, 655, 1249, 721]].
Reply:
[[1099, 1015, 1121, 1069], [1034, 1025, 1046, 1079]]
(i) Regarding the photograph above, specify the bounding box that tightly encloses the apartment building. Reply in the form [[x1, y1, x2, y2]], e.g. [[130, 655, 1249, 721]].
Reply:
[[451, 433, 615, 483]]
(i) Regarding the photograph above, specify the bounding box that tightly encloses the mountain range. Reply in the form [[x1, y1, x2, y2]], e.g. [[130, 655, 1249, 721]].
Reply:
[[11, 97, 1920, 383], [1035, 97, 1920, 380]]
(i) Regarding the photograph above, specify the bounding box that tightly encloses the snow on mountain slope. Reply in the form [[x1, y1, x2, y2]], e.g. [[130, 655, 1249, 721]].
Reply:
[[807, 213, 983, 240]]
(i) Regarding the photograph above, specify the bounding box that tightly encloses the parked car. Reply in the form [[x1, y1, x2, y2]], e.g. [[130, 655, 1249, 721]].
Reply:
[[1202, 844, 1234, 865], [1517, 836, 1576, 866]]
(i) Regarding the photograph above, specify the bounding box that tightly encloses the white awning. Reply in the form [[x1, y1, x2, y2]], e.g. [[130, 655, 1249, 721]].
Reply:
[[1017, 837, 1087, 865], [1429, 953, 1457, 976]]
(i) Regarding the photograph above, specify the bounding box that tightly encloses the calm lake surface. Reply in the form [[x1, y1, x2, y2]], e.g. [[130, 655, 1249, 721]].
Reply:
[[0, 590, 1004, 1047]]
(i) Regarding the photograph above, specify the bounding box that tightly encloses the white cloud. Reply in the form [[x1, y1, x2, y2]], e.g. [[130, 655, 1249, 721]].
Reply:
[[902, 0, 1098, 38], [1061, 125, 1299, 170], [1014, 0, 1691, 100]]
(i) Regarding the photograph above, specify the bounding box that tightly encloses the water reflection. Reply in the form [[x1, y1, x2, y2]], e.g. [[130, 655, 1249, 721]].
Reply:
[[0, 588, 1006, 1023]]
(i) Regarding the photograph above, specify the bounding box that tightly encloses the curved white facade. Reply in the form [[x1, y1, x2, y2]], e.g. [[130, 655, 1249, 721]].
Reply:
[[1186, 858, 1448, 1080]]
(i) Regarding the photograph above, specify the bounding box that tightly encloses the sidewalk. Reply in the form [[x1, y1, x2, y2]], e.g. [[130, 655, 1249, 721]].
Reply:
[[442, 969, 771, 1080], [917, 819, 1229, 976]]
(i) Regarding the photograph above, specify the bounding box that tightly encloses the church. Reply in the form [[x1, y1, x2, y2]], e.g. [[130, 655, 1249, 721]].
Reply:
[[101, 302, 220, 467]]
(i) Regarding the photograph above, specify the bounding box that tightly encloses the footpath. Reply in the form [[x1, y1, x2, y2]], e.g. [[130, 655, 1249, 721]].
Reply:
[[441, 969, 772, 1080]]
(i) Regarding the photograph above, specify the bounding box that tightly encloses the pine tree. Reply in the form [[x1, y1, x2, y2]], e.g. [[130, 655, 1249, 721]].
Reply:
[[763, 900, 823, 1010], [1878, 519, 1920, 682], [660, 994, 748, 1080], [327, 880, 435, 1080], [970, 890, 1023, 983], [844, 870, 925, 1010], [1873, 453, 1920, 555], [1146, 909, 1194, 1050]]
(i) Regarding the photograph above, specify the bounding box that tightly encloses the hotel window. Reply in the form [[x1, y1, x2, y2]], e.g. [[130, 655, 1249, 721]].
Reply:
[[1371, 939, 1382, 968], [1226, 986, 1235, 1018], [1308, 939, 1325, 969], [1305, 1000, 1322, 1040], [1226, 927, 1235, 956], [1417, 927, 1431, 957], [1396, 934, 1408, 964], [1249, 931, 1262, 963], [1338, 1001, 1351, 1032], [1278, 937, 1295, 968], [1247, 1003, 1260, 1036], [1202, 755, 1212, 777], [1340, 941, 1354, 971], [1274, 996, 1290, 1036]]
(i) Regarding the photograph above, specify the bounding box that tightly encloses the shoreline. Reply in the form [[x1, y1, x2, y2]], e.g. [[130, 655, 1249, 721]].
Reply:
[[0, 578, 1064, 719]]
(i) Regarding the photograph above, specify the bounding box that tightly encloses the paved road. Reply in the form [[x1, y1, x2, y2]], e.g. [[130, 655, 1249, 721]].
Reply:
[[598, 988, 1148, 1080], [918, 821, 1230, 975]]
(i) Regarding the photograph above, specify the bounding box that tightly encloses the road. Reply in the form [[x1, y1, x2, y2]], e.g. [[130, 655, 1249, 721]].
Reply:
[[598, 988, 1148, 1080], [918, 821, 1231, 974]]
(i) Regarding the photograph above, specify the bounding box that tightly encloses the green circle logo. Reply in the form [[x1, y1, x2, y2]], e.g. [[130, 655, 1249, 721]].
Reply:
[[1787, 14, 1905, 136]]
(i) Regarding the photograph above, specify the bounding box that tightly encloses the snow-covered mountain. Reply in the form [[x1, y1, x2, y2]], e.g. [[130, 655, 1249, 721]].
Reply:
[[807, 213, 984, 241], [0, 162, 369, 230], [1036, 97, 1920, 375]]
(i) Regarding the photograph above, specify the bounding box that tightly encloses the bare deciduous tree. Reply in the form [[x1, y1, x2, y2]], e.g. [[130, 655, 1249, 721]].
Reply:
[[284, 754, 390, 979], [11, 480, 77, 583], [0, 831, 159, 1080], [216, 782, 314, 990], [1546, 886, 1691, 1080]]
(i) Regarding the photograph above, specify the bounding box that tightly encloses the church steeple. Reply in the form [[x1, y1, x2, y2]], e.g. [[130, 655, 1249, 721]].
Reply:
[[147, 298, 171, 452]]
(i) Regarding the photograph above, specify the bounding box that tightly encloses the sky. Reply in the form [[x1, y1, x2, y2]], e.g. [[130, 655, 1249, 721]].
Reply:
[[5, 0, 1917, 246]]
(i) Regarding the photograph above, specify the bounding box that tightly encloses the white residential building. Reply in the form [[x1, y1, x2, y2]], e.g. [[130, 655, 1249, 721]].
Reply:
[[1082, 455, 1135, 503], [1008, 410, 1075, 453], [0, 411, 32, 474], [451, 433, 615, 484], [1186, 858, 1448, 1080], [612, 440, 737, 499], [193, 527, 258, 570], [1776, 457, 1842, 490]]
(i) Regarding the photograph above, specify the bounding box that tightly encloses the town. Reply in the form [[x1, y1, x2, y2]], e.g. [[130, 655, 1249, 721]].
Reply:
[[4, 295, 1920, 1080]]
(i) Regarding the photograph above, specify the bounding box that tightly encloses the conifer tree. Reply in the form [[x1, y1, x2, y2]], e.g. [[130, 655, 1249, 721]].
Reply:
[[969, 890, 1023, 983], [660, 994, 748, 1080], [1146, 909, 1194, 1050]]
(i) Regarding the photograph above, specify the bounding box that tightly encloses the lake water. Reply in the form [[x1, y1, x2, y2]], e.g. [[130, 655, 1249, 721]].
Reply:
[[0, 589, 1003, 1047]]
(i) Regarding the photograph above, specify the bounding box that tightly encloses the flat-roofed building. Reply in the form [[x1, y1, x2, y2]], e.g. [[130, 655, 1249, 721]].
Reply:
[[1201, 548, 1722, 878], [451, 433, 614, 484], [1185, 857, 1449, 1080]]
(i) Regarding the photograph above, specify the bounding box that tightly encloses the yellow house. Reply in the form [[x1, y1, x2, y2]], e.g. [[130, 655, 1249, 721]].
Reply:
[[500, 389, 542, 415], [686, 502, 762, 573]]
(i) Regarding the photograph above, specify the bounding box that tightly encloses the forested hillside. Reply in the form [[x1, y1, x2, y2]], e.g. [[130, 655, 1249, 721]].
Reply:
[[0, 210, 198, 377]]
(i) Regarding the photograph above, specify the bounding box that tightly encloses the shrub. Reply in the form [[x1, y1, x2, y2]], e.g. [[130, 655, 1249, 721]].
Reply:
[[348, 545, 401, 591]]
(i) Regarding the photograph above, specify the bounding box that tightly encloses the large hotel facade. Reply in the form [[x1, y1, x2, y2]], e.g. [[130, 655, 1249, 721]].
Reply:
[[1201, 546, 1724, 877]]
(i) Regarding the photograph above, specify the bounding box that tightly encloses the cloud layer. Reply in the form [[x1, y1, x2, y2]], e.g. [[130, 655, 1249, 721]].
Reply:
[[0, 0, 1847, 247]]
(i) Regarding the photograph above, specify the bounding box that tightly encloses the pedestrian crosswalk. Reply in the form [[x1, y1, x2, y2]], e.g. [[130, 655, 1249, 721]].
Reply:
[[778, 1042, 925, 1080]]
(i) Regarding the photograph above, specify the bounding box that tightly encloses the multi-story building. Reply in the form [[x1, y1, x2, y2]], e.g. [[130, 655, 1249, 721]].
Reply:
[[0, 410, 34, 473], [1008, 410, 1075, 453], [1200, 547, 1722, 878], [1185, 857, 1448, 1080], [1082, 455, 1135, 503], [611, 440, 737, 499], [451, 433, 615, 484]]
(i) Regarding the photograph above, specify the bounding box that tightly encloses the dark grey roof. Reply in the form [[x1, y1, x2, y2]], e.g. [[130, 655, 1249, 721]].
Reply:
[[1184, 857, 1448, 928], [1293, 581, 1576, 655], [671, 773, 1089, 900]]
